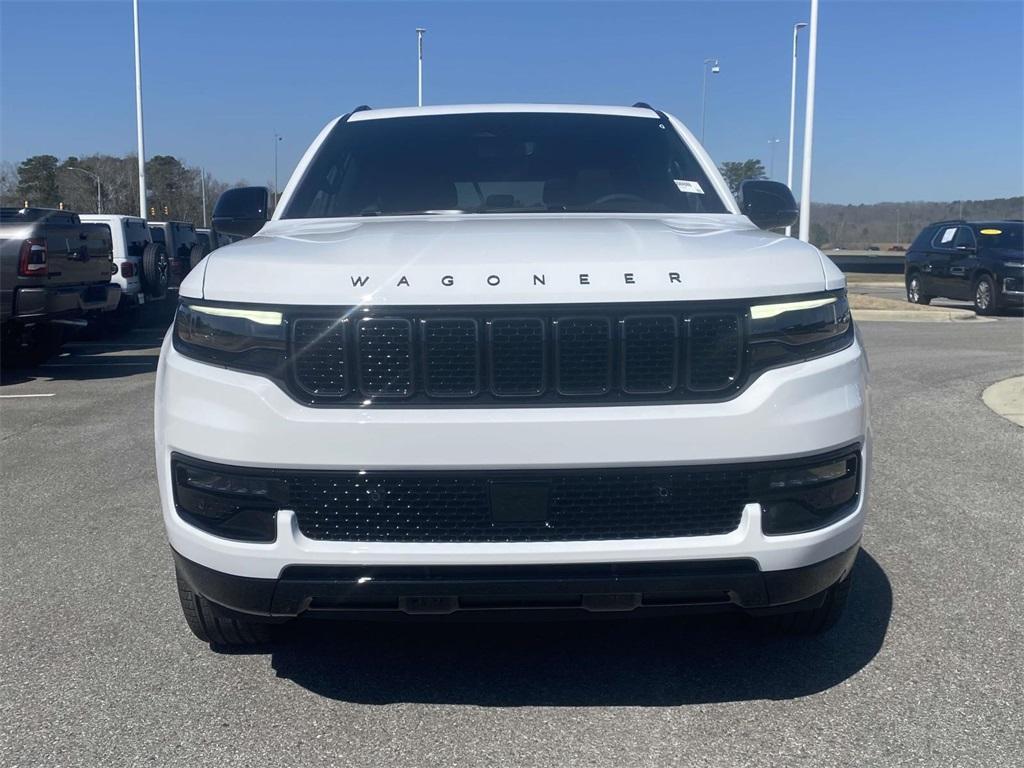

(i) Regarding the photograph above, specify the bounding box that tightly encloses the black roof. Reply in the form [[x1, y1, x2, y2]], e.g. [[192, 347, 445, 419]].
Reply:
[[930, 219, 1022, 227]]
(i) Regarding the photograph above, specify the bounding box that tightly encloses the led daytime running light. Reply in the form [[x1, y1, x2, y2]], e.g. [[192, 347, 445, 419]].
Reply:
[[750, 296, 836, 320], [191, 305, 283, 326]]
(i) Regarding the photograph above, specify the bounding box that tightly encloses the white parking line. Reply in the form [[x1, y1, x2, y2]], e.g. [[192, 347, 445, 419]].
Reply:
[[40, 362, 156, 368], [0, 393, 56, 398], [63, 342, 162, 349]]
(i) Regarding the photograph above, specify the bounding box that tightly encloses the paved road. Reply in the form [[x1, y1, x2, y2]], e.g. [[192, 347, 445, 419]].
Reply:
[[2, 302, 1022, 767], [849, 277, 1024, 316]]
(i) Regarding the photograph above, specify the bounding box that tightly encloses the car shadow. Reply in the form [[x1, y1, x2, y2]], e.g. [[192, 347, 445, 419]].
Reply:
[[262, 549, 891, 706], [0, 299, 174, 386]]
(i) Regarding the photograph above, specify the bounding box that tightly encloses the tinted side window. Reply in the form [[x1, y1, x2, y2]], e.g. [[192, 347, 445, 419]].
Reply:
[[910, 226, 937, 251], [931, 226, 959, 250], [124, 220, 150, 257], [953, 226, 976, 249]]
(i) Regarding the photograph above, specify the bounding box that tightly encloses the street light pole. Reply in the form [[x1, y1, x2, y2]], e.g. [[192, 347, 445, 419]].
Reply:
[[700, 58, 719, 144], [201, 168, 207, 227], [768, 138, 782, 179], [273, 132, 282, 209], [64, 167, 102, 213], [798, 0, 819, 243], [416, 28, 426, 107], [132, 0, 147, 219], [786, 21, 808, 237]]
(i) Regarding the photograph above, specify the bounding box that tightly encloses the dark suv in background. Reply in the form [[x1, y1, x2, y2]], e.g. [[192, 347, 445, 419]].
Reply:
[[905, 220, 1023, 315]]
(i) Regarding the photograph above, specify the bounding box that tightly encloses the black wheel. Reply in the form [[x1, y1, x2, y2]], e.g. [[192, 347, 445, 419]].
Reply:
[[906, 273, 932, 305], [973, 274, 999, 315], [188, 244, 205, 271], [175, 568, 273, 647], [760, 575, 851, 636], [7, 324, 66, 368], [141, 242, 169, 298]]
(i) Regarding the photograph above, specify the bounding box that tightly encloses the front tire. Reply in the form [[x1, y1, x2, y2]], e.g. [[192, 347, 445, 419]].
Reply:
[[175, 568, 274, 647], [973, 275, 999, 315], [760, 575, 851, 636], [906, 273, 932, 305]]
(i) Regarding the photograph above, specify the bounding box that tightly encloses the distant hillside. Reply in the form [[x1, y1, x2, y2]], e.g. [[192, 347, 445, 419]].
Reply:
[[809, 197, 1023, 248]]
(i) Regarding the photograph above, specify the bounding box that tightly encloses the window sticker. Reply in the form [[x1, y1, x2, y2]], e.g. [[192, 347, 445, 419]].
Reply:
[[980, 228, 1003, 235], [674, 179, 704, 194], [940, 227, 956, 243]]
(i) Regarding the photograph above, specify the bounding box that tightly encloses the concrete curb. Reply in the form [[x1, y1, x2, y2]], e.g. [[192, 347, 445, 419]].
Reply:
[[851, 307, 978, 323], [982, 376, 1024, 428]]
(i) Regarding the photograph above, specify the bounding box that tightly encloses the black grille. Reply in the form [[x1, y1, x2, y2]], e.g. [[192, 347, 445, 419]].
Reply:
[[489, 318, 546, 396], [290, 304, 746, 406], [293, 319, 349, 396], [287, 466, 748, 543], [621, 315, 678, 394], [687, 314, 742, 391], [421, 319, 479, 396], [556, 317, 612, 395], [357, 318, 413, 396]]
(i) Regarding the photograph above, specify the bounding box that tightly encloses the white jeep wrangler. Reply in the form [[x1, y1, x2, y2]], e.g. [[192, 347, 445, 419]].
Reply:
[[156, 104, 870, 647]]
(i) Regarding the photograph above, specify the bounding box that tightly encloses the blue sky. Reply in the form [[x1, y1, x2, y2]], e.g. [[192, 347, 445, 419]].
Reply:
[[1, 0, 1022, 204]]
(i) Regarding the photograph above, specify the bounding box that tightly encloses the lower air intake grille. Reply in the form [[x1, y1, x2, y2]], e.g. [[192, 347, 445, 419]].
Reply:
[[288, 467, 748, 543]]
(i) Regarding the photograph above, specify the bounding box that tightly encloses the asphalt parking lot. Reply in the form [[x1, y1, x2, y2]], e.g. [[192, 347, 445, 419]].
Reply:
[[2, 294, 1022, 768]]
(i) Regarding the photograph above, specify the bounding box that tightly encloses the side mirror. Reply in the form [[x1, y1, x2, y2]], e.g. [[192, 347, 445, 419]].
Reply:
[[211, 186, 269, 239], [738, 179, 799, 230]]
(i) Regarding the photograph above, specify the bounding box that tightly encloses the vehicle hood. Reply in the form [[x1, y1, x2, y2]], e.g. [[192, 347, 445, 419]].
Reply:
[[194, 214, 830, 305]]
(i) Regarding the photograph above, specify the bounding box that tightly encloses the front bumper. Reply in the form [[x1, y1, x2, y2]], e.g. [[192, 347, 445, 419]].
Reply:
[[1001, 277, 1023, 305], [174, 541, 861, 619], [155, 332, 870, 582]]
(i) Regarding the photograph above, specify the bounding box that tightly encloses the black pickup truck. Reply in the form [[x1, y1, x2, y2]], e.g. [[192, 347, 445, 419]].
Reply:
[[1, 207, 121, 364]]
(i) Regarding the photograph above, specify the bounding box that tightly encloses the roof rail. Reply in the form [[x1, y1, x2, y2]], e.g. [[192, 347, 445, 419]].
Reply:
[[932, 219, 965, 226], [632, 101, 655, 110]]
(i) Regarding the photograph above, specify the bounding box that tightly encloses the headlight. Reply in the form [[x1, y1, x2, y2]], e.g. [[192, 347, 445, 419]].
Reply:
[[173, 300, 286, 375], [748, 290, 853, 374]]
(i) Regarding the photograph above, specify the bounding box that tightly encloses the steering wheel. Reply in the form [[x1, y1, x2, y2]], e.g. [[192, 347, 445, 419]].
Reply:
[[591, 193, 646, 206]]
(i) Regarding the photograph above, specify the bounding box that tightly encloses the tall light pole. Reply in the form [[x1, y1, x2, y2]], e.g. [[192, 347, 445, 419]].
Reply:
[[700, 58, 720, 144], [273, 132, 282, 209], [200, 168, 207, 227], [133, 0, 147, 219], [798, 0, 819, 243], [786, 21, 808, 236], [768, 138, 782, 179], [64, 167, 102, 213], [416, 28, 426, 106]]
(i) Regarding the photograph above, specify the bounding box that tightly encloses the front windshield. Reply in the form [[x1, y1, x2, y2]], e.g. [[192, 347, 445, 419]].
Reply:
[[977, 223, 1022, 252], [283, 112, 728, 218]]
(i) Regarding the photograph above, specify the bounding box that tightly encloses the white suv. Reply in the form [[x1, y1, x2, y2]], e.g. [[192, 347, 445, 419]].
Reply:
[[156, 104, 870, 647], [81, 215, 169, 312]]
